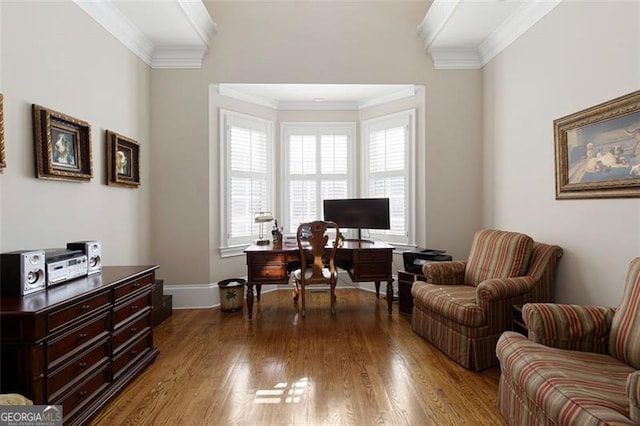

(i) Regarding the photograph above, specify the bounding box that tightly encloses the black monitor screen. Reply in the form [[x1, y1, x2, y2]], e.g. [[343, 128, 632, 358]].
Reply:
[[322, 198, 390, 230]]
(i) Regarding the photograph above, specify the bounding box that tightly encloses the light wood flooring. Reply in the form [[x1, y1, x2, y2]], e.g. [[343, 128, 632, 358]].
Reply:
[[91, 289, 506, 425]]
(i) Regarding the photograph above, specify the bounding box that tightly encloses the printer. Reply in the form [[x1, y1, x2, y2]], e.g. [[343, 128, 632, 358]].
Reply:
[[402, 248, 452, 274]]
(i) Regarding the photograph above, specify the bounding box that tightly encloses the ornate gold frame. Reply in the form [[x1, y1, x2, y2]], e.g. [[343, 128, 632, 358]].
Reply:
[[554, 90, 640, 199], [32, 104, 93, 181], [106, 130, 140, 188]]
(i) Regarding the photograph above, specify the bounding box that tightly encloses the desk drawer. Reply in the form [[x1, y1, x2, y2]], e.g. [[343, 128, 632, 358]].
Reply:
[[250, 265, 287, 282], [248, 253, 285, 265], [354, 250, 392, 263], [353, 262, 391, 281]]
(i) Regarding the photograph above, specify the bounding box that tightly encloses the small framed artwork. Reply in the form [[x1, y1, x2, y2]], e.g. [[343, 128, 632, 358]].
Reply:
[[32, 104, 92, 181], [106, 130, 140, 187], [0, 94, 5, 170], [554, 90, 640, 199]]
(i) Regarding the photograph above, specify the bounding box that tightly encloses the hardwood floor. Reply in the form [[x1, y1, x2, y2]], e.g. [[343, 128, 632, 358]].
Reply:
[[91, 289, 506, 425]]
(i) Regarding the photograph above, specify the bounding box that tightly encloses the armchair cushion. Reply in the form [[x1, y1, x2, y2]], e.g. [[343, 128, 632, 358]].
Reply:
[[412, 284, 483, 327], [464, 229, 533, 286], [523, 303, 615, 353], [497, 331, 636, 425]]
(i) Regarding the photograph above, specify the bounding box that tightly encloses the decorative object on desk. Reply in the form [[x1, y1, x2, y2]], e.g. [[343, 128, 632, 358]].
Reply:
[[0, 93, 5, 171], [32, 104, 93, 181], [271, 219, 283, 243], [554, 90, 640, 199], [106, 130, 140, 187], [254, 211, 274, 245]]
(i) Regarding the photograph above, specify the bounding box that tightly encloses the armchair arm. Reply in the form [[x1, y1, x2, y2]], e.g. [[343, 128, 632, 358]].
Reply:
[[523, 303, 616, 352], [628, 371, 640, 424], [476, 276, 536, 303], [422, 260, 466, 285]]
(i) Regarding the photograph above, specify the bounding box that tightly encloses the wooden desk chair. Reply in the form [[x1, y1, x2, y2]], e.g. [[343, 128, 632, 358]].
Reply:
[[292, 220, 340, 317]]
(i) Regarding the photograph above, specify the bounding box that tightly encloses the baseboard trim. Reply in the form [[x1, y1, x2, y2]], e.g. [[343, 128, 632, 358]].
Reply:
[[164, 276, 393, 309]]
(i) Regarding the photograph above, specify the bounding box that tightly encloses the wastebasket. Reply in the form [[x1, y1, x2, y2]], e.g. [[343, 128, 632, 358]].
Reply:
[[218, 278, 245, 312]]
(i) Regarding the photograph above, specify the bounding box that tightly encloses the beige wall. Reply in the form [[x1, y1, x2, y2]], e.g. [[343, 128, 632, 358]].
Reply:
[[483, 1, 640, 306], [150, 1, 484, 286], [0, 2, 152, 264]]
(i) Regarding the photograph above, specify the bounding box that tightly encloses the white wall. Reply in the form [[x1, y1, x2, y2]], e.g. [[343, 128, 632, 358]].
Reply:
[[1, 2, 152, 265], [151, 1, 484, 288], [483, 1, 640, 306]]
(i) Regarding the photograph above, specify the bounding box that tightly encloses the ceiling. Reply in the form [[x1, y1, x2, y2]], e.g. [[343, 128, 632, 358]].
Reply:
[[72, 0, 561, 103]]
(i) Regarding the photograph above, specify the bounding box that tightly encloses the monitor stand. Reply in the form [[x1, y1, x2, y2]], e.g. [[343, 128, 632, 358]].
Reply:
[[343, 229, 373, 244]]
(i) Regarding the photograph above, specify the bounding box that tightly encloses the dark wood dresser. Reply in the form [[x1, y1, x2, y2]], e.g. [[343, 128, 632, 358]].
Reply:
[[0, 265, 160, 425]]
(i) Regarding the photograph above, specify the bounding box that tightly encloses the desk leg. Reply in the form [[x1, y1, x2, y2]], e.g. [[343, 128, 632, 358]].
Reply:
[[386, 280, 393, 315], [374, 281, 380, 299], [256, 284, 262, 301], [247, 283, 254, 320]]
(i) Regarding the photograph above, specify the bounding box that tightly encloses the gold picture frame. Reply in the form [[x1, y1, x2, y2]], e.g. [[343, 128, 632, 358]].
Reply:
[[32, 104, 93, 181], [554, 90, 640, 199], [0, 94, 5, 171], [106, 130, 140, 188]]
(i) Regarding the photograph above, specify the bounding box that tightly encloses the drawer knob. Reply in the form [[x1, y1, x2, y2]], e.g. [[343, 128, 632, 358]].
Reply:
[[130, 327, 138, 333], [131, 349, 138, 355], [131, 305, 138, 310], [80, 304, 90, 311], [78, 333, 88, 339], [78, 362, 87, 368], [133, 283, 140, 288], [78, 390, 88, 398]]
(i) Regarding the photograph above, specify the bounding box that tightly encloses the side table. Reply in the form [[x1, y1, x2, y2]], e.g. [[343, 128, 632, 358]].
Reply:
[[398, 271, 425, 315], [512, 304, 527, 335]]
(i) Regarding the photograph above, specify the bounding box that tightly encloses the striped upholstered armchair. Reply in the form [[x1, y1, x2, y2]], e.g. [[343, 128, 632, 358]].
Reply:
[[411, 229, 563, 371], [496, 257, 640, 425]]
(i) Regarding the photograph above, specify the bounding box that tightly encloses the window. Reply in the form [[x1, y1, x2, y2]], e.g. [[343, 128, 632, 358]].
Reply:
[[362, 110, 415, 246], [220, 110, 274, 254], [281, 123, 356, 233]]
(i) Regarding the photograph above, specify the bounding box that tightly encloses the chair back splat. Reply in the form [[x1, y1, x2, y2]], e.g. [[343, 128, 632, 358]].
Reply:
[[293, 221, 340, 316]]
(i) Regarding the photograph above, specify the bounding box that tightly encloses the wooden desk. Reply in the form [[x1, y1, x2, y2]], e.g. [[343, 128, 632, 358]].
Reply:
[[245, 240, 394, 319]]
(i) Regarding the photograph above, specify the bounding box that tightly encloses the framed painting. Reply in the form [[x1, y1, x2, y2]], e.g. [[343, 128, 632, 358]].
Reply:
[[32, 104, 93, 181], [0, 93, 5, 170], [554, 90, 640, 199], [106, 130, 140, 188]]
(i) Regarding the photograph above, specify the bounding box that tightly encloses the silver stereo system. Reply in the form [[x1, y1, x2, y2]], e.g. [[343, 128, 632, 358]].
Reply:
[[0, 250, 47, 296], [44, 249, 88, 287], [67, 240, 102, 275]]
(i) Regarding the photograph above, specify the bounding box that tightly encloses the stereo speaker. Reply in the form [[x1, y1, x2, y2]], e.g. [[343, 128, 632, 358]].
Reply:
[[0, 250, 46, 296], [67, 240, 102, 275]]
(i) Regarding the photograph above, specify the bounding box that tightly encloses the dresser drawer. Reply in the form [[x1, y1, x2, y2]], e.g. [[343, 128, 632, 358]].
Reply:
[[114, 273, 153, 301], [47, 313, 110, 371], [56, 363, 110, 422], [113, 292, 151, 328], [48, 341, 110, 401], [112, 313, 152, 354], [112, 331, 153, 380], [47, 291, 111, 334]]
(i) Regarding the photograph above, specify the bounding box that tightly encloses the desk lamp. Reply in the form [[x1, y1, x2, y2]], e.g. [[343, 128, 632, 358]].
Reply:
[[254, 211, 274, 245]]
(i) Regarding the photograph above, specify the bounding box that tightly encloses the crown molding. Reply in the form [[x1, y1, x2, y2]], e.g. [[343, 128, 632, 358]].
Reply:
[[429, 49, 483, 70], [73, 0, 216, 69], [73, 0, 154, 66], [420, 0, 562, 70], [217, 85, 279, 109], [478, 0, 562, 67]]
